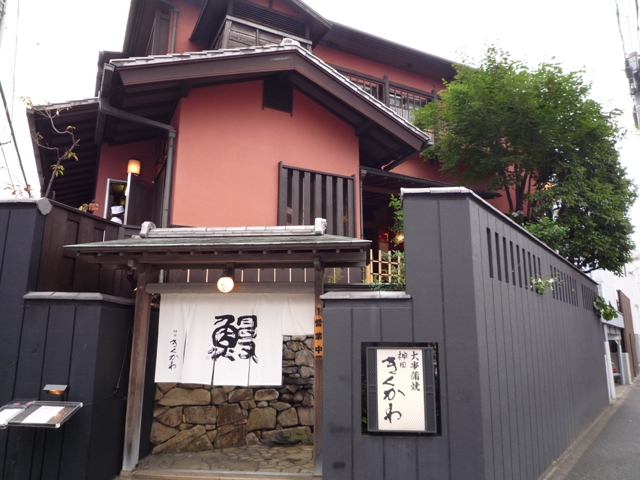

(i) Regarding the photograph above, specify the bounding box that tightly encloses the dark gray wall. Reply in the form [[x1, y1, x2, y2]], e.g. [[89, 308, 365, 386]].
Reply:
[[2, 297, 137, 480], [322, 190, 609, 480], [0, 201, 47, 472]]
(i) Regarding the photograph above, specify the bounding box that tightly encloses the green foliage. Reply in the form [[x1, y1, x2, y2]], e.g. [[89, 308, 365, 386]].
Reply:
[[530, 275, 559, 294], [523, 217, 567, 250], [414, 47, 636, 274], [389, 195, 404, 247], [593, 295, 619, 321]]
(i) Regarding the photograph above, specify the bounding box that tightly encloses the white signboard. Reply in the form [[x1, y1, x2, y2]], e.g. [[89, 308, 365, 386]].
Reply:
[[375, 348, 426, 432]]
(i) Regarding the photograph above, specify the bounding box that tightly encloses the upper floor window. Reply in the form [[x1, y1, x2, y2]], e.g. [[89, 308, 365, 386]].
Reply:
[[337, 69, 434, 123], [388, 86, 431, 122], [147, 5, 172, 55]]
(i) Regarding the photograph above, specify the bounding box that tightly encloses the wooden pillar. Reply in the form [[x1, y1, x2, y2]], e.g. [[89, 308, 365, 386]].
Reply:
[[313, 258, 324, 477], [122, 265, 157, 472]]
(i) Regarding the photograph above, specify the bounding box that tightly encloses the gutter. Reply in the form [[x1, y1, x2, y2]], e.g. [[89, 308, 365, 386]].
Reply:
[[96, 65, 176, 228]]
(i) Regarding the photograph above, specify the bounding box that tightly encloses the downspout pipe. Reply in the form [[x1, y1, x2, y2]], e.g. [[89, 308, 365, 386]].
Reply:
[[98, 82, 176, 228], [159, 0, 179, 54]]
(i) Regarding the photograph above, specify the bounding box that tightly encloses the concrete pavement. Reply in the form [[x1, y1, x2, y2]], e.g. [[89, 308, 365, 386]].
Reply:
[[541, 378, 640, 480]]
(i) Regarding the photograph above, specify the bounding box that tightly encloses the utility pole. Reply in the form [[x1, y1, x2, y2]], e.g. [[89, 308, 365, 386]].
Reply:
[[617, 0, 640, 126]]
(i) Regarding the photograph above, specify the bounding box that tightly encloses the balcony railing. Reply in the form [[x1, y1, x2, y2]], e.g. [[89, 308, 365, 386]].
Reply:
[[337, 68, 434, 122]]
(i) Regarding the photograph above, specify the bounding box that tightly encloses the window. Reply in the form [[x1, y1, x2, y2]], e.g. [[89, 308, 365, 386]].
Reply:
[[147, 5, 171, 55], [388, 86, 431, 121], [263, 77, 293, 114], [278, 163, 356, 237]]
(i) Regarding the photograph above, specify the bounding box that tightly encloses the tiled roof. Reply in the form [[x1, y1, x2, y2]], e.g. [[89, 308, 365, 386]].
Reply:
[[109, 42, 430, 143]]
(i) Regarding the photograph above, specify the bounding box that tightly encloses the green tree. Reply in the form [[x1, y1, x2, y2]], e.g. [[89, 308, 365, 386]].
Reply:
[[413, 48, 636, 274]]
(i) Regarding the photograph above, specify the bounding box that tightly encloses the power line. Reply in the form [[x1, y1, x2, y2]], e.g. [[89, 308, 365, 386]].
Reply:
[[0, 81, 30, 196]]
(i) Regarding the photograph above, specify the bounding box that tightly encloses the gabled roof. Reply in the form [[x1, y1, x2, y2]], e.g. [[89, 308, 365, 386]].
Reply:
[[31, 43, 432, 207], [98, 42, 430, 165]]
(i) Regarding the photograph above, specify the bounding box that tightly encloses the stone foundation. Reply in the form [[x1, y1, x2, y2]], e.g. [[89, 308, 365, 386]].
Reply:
[[151, 335, 315, 453]]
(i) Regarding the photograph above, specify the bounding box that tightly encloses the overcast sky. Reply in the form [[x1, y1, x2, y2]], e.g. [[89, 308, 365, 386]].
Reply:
[[2, 0, 640, 247]]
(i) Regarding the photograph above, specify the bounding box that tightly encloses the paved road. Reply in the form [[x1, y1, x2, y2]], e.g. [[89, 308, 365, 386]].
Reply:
[[544, 379, 640, 480]]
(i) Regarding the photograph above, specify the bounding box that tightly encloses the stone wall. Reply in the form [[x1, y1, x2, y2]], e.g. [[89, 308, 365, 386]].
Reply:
[[150, 335, 315, 453]]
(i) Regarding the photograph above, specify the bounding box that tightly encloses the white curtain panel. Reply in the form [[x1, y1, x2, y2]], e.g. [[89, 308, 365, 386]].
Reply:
[[155, 293, 314, 386]]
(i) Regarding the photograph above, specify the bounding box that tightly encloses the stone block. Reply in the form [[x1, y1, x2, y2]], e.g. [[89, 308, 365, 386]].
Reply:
[[157, 388, 210, 406], [246, 432, 261, 446], [292, 335, 308, 341], [214, 425, 247, 448], [304, 338, 314, 350], [152, 425, 206, 454], [246, 407, 277, 432], [277, 407, 299, 427], [229, 388, 253, 403], [262, 426, 312, 445], [300, 366, 314, 378], [297, 407, 314, 426], [184, 405, 217, 424], [295, 349, 314, 367], [270, 402, 292, 412], [282, 360, 295, 367], [256, 401, 268, 407], [210, 387, 228, 405], [223, 386, 236, 393], [150, 421, 178, 445], [157, 383, 176, 394], [154, 406, 169, 418], [218, 424, 235, 436], [154, 389, 163, 401], [182, 434, 214, 452], [283, 348, 295, 360], [283, 367, 298, 374], [255, 388, 279, 401], [293, 391, 304, 403], [302, 393, 314, 407], [206, 430, 217, 443], [157, 407, 183, 427], [179, 424, 193, 431], [284, 377, 311, 386], [288, 341, 303, 352], [240, 400, 257, 410], [217, 403, 244, 426]]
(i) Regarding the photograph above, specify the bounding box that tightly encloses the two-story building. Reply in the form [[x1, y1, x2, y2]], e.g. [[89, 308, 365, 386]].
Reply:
[[23, 0, 504, 476]]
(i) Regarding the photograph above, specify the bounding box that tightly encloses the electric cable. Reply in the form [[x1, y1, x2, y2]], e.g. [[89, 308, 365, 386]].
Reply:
[[0, 80, 31, 196]]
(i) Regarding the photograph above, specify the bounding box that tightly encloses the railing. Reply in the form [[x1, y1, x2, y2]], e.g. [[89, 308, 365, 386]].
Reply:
[[337, 68, 434, 122]]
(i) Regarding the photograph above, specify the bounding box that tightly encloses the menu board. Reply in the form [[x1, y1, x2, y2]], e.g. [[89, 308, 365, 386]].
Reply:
[[2, 401, 82, 429]]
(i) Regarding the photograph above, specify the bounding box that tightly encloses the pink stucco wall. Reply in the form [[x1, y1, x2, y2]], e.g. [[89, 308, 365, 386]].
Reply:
[[393, 156, 512, 214], [170, 80, 360, 228], [393, 155, 459, 184], [173, 1, 205, 53], [94, 140, 157, 218], [313, 46, 446, 94]]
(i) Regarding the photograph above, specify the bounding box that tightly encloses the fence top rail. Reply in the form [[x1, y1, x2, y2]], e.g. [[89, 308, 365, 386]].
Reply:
[[401, 187, 598, 285]]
